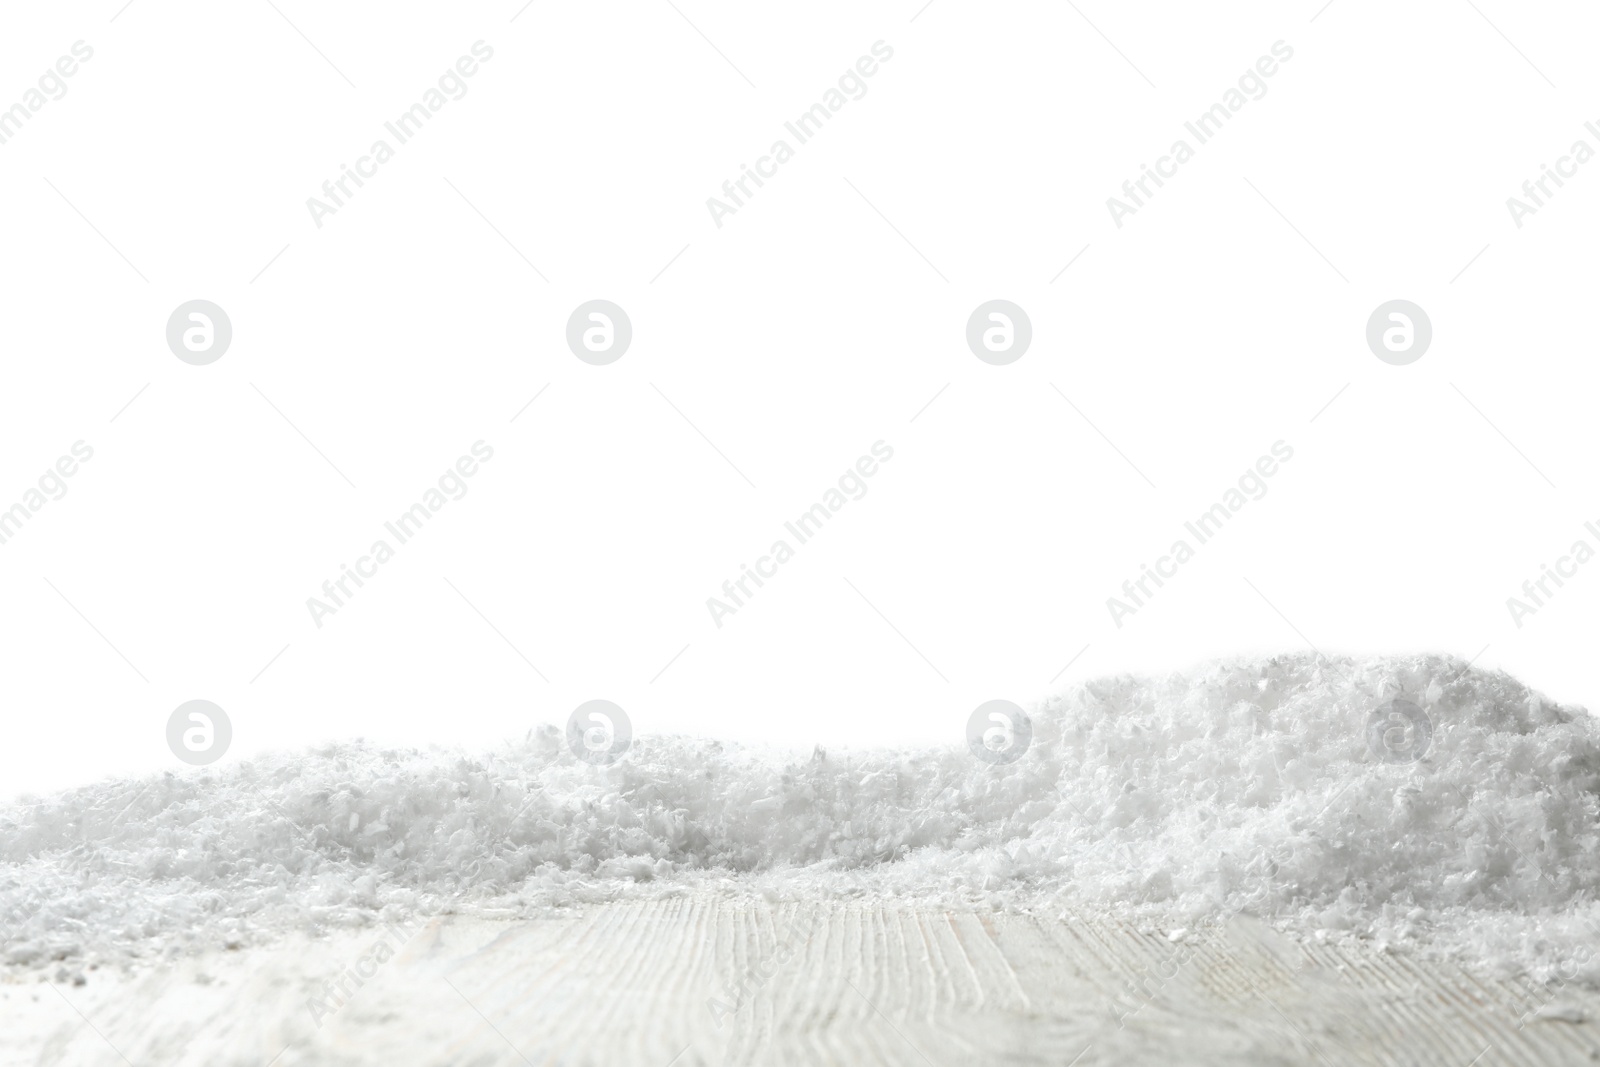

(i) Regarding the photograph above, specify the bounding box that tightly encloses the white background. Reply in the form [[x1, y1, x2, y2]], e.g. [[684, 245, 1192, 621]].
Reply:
[[2, 0, 1597, 799]]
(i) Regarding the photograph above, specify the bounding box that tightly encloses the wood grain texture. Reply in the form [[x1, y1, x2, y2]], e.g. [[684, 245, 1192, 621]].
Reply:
[[3, 900, 1596, 1066]]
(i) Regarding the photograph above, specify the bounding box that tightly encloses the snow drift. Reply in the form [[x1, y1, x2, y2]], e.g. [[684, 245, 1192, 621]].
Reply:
[[4, 653, 1599, 981]]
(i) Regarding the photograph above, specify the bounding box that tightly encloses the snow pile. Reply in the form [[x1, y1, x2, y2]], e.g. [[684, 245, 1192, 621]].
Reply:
[[3, 653, 1598, 980]]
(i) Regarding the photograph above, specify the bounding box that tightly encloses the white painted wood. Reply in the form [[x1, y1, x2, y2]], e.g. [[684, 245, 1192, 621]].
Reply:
[[3, 901, 1595, 1066]]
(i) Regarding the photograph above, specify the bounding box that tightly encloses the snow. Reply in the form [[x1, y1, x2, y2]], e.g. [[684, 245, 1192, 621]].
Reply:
[[3, 652, 1598, 985]]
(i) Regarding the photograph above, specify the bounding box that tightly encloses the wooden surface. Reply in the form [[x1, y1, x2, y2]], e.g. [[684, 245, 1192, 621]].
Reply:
[[4, 899, 1597, 1066]]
